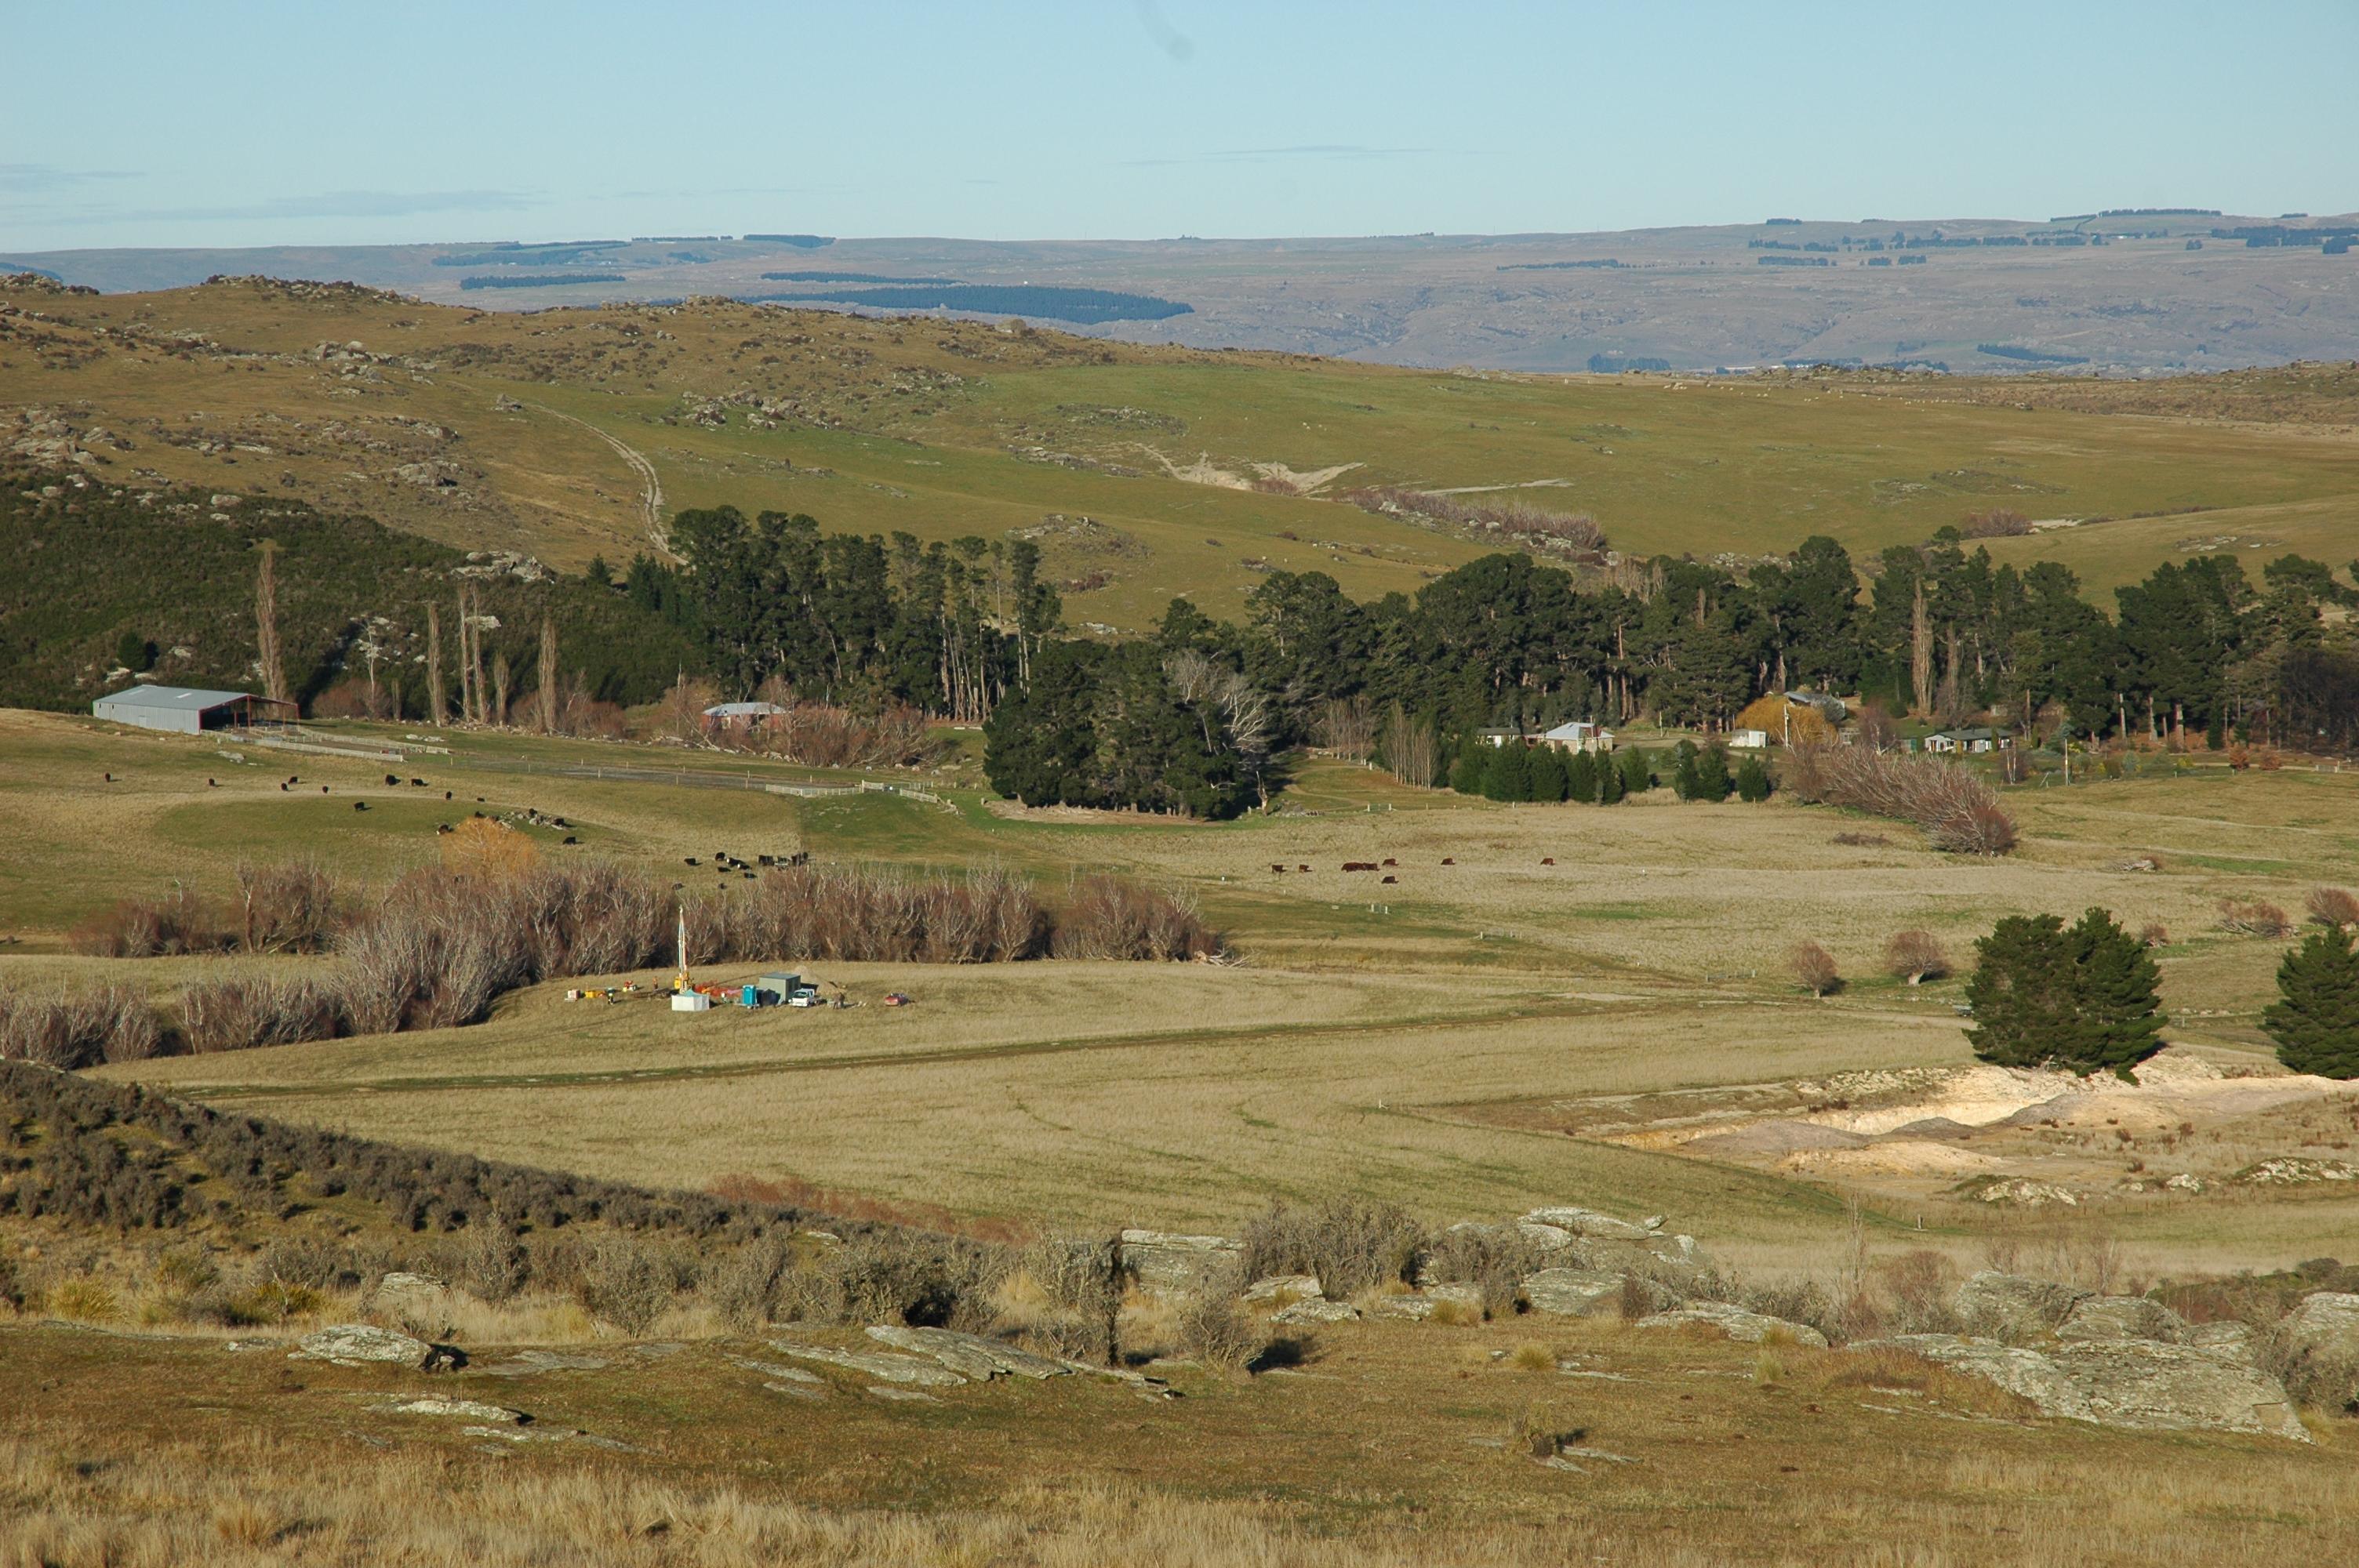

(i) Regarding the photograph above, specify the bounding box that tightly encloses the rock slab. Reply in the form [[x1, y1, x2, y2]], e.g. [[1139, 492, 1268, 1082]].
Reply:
[[292, 1324, 434, 1368], [1521, 1269, 1627, 1319], [1634, 1299, 1829, 1349]]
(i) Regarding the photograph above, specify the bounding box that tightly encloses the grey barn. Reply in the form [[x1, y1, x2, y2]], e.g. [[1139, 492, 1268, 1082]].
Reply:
[[91, 685, 297, 734]]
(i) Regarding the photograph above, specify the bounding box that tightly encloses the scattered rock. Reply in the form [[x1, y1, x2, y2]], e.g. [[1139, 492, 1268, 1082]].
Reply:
[[864, 1326, 1070, 1381], [1973, 1179, 2082, 1207], [2235, 1158, 2359, 1186], [725, 1356, 823, 1383], [380, 1396, 526, 1425], [1242, 1275, 1321, 1303], [292, 1324, 440, 1369], [1954, 1272, 2093, 1341], [1634, 1299, 1828, 1349], [867, 1387, 940, 1403], [769, 1340, 966, 1386], [2058, 1296, 2186, 1344], [2269, 1290, 2359, 1406], [1369, 1294, 1438, 1320], [1273, 1298, 1361, 1325], [1120, 1229, 1242, 1298], [1521, 1269, 1628, 1318], [463, 1424, 576, 1444], [471, 1350, 609, 1378]]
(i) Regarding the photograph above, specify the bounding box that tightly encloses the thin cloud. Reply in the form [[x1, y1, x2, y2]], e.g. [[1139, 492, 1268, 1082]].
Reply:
[[1124, 145, 1438, 167], [0, 163, 142, 192]]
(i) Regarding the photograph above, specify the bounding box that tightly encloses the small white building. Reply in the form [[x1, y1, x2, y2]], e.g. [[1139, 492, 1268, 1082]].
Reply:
[[1725, 729, 1770, 749], [1926, 727, 2005, 754], [1539, 720, 1616, 753]]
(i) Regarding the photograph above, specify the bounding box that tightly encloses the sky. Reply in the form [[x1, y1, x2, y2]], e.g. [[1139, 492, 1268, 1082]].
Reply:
[[5, 1, 2355, 252]]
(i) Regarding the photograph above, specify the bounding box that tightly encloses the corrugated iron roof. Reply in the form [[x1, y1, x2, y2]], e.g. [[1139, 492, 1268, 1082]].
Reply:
[[93, 686, 257, 710]]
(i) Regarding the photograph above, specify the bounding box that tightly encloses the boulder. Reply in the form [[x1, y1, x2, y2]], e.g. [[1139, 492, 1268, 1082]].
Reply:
[[1634, 1299, 1827, 1349], [1369, 1294, 1436, 1320], [768, 1341, 966, 1387], [2055, 1341, 2309, 1439], [2058, 1296, 2186, 1344], [1241, 1274, 1321, 1304], [1865, 1334, 2094, 1420], [380, 1396, 525, 1425], [1119, 1229, 1241, 1298], [2182, 1320, 2255, 1358], [1272, 1298, 1361, 1325], [1953, 1272, 2092, 1341], [2270, 1291, 2359, 1410], [1521, 1269, 1627, 1319], [865, 1326, 1069, 1381], [291, 1323, 434, 1368], [1515, 1221, 1575, 1250], [1522, 1207, 1660, 1241]]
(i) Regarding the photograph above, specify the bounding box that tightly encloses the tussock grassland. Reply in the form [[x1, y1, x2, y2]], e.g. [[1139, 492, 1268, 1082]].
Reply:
[[2, 1316, 2354, 1567], [10, 274, 2359, 627]]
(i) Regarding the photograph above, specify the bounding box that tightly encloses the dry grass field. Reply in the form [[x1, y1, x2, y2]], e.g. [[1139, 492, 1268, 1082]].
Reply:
[[9, 710, 2359, 1559]]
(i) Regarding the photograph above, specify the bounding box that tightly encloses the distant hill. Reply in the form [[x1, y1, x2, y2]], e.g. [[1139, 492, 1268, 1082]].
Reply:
[[8, 212, 2359, 375]]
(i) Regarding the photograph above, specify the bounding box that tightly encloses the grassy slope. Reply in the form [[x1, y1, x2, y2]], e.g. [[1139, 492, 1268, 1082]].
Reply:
[[7, 278, 2357, 632]]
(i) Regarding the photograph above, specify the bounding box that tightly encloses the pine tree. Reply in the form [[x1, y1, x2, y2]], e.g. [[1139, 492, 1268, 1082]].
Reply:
[[1735, 754, 1772, 802], [1529, 745, 1569, 803], [2065, 906, 2167, 1078], [1449, 733, 1490, 795], [1598, 751, 1628, 803], [2265, 928, 2359, 1079], [1967, 914, 2077, 1067], [1564, 750, 1597, 804], [1486, 740, 1530, 802], [1615, 747, 1649, 797], [1696, 746, 1733, 801], [1672, 739, 1702, 800]]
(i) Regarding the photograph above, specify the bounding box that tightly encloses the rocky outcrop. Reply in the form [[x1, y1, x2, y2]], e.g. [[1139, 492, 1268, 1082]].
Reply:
[[1521, 1269, 1627, 1318], [1272, 1298, 1361, 1325], [1864, 1333, 2309, 1439], [2269, 1291, 2359, 1410], [768, 1340, 966, 1386], [2058, 1295, 2186, 1344], [1241, 1274, 1321, 1303], [1953, 1272, 2092, 1342], [1522, 1207, 1663, 1241], [864, 1326, 1069, 1380], [1634, 1299, 1828, 1349], [1120, 1229, 1241, 1298], [291, 1323, 444, 1369]]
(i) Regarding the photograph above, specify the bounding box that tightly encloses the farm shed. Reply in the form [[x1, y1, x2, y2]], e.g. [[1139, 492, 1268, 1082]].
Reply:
[[91, 685, 296, 734], [703, 701, 786, 733], [1925, 727, 2006, 753]]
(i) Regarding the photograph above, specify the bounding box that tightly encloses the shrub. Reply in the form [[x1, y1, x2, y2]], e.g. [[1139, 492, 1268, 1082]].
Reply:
[[1790, 941, 1841, 997], [706, 1233, 796, 1332], [2139, 923, 2170, 948], [46, 1276, 120, 1323], [2306, 885, 2359, 930], [1420, 1225, 1554, 1318], [1238, 1196, 1423, 1298], [1051, 875, 1220, 961], [2263, 927, 2359, 1079], [1781, 743, 2016, 855], [1734, 754, 1772, 802], [1877, 1250, 1961, 1334], [1174, 1265, 1262, 1373], [178, 975, 343, 1054], [1885, 930, 1947, 985], [0, 980, 162, 1067], [576, 1234, 673, 1334], [67, 886, 228, 957], [2219, 899, 2294, 938], [235, 861, 340, 953], [440, 818, 539, 882]]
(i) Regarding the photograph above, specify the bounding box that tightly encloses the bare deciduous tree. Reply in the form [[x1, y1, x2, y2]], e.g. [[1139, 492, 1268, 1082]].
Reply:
[[1885, 929, 1947, 985], [1791, 940, 1841, 998]]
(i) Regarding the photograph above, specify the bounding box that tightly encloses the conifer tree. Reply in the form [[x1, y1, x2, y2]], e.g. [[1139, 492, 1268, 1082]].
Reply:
[[2265, 928, 2359, 1079], [1696, 746, 1733, 801], [1564, 749, 1597, 804], [1967, 914, 2077, 1067], [1598, 750, 1628, 803], [2065, 906, 2167, 1078], [1449, 733, 1490, 795], [1529, 744, 1569, 803], [1735, 754, 1773, 802], [1672, 739, 1703, 800], [1485, 739, 1531, 802], [1614, 746, 1649, 798]]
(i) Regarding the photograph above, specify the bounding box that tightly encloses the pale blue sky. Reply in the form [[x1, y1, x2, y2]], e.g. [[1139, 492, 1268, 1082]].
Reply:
[[5, 2, 2353, 250]]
